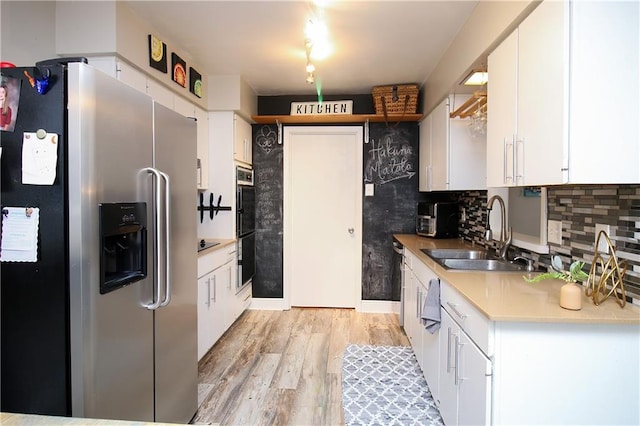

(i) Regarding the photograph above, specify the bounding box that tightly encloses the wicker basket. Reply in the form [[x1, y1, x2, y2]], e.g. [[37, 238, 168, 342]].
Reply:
[[372, 84, 419, 115]]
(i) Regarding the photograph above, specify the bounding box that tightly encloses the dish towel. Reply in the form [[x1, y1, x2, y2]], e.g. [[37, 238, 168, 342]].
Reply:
[[421, 278, 441, 334]]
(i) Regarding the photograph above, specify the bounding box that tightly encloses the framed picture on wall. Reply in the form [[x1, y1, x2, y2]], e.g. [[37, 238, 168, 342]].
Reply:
[[189, 67, 202, 98], [148, 34, 167, 73], [171, 53, 187, 88]]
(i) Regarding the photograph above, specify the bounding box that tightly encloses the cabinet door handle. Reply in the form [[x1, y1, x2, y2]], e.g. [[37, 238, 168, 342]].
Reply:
[[515, 136, 524, 184], [416, 287, 421, 319], [228, 266, 232, 290], [197, 158, 202, 187], [446, 327, 453, 373], [212, 275, 217, 303], [206, 278, 211, 307], [504, 137, 513, 184], [446, 302, 468, 320], [454, 335, 462, 385], [502, 137, 507, 184]]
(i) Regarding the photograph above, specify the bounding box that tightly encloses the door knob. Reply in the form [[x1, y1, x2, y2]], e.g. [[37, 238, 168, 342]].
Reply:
[[348, 228, 354, 234]]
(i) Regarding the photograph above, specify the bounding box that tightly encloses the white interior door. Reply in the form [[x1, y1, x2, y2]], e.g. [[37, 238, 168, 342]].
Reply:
[[284, 126, 363, 308]]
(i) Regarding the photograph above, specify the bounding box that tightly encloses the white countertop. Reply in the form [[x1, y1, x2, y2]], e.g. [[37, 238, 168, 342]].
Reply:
[[394, 234, 640, 325], [196, 238, 236, 257], [0, 412, 191, 425]]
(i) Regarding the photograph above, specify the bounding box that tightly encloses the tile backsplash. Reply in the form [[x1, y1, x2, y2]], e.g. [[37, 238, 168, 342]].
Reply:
[[453, 185, 640, 303]]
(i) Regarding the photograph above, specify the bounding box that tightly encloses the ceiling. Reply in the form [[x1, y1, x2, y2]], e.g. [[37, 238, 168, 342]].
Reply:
[[123, 1, 479, 96]]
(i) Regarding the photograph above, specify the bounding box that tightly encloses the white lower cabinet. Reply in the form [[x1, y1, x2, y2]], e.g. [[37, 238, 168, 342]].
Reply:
[[197, 267, 227, 360], [404, 251, 441, 404], [197, 274, 214, 360], [228, 283, 252, 329], [404, 248, 640, 426], [416, 268, 440, 404], [403, 251, 425, 359], [413, 280, 426, 370], [491, 321, 639, 425], [439, 279, 492, 426], [405, 252, 492, 426], [402, 252, 416, 345], [197, 245, 236, 360], [405, 250, 638, 426], [438, 309, 458, 425], [439, 308, 492, 426]]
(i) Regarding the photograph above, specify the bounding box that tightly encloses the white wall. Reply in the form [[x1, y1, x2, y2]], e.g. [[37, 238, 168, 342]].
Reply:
[[113, 2, 210, 110], [56, 1, 117, 56], [54, 1, 209, 110], [208, 75, 257, 119], [1, 1, 56, 66]]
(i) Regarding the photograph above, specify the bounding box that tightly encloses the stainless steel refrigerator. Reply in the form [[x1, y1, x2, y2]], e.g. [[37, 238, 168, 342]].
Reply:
[[1, 60, 197, 423]]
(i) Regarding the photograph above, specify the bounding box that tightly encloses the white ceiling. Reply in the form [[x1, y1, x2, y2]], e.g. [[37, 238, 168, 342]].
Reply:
[[123, 1, 479, 96]]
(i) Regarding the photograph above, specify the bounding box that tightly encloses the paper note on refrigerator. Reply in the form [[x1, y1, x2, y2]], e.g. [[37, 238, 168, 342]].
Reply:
[[22, 132, 58, 185], [0, 207, 40, 262]]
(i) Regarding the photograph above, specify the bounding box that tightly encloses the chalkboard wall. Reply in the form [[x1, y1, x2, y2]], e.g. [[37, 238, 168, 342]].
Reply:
[[252, 124, 283, 298], [362, 123, 422, 300], [251, 119, 426, 301]]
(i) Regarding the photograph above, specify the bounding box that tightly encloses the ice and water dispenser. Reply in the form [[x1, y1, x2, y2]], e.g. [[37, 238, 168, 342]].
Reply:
[[99, 203, 147, 294]]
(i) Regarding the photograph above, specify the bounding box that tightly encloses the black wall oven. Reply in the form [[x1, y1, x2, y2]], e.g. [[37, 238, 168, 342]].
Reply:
[[236, 166, 255, 292]]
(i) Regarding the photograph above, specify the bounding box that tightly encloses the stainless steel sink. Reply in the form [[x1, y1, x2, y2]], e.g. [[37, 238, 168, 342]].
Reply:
[[420, 248, 528, 272], [439, 258, 527, 272], [420, 248, 490, 259]]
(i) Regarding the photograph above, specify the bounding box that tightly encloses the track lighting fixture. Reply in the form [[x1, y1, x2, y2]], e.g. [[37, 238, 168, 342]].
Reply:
[[306, 73, 315, 84]]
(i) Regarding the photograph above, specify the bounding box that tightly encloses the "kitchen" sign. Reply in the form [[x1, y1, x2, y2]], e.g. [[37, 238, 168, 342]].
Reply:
[[290, 100, 353, 116]]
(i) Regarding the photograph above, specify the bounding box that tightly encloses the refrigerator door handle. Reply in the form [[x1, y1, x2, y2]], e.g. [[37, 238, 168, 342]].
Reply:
[[159, 170, 171, 307], [142, 167, 164, 310]]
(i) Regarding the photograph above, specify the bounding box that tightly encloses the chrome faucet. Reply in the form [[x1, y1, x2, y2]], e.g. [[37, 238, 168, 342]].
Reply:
[[485, 195, 512, 260]]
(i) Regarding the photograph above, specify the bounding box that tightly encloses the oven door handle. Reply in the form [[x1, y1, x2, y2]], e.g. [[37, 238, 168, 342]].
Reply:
[[392, 244, 403, 255]]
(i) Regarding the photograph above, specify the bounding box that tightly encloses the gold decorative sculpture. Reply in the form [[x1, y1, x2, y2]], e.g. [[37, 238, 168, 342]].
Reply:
[[585, 230, 627, 308]]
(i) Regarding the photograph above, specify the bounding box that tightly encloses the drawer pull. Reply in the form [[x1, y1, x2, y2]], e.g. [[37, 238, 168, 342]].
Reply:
[[446, 302, 468, 320]]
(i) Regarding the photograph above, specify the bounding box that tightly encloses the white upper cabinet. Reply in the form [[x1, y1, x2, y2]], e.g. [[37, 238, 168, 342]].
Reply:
[[419, 95, 486, 191], [233, 114, 252, 166], [430, 98, 448, 191], [487, 0, 639, 186], [166, 97, 211, 191], [486, 30, 518, 187], [195, 106, 210, 191], [418, 113, 432, 191]]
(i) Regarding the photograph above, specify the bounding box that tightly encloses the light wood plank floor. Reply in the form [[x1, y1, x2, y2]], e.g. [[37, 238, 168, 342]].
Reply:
[[193, 308, 409, 426]]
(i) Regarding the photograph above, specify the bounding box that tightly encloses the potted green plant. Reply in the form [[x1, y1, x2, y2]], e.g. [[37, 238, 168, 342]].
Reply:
[[525, 255, 589, 310]]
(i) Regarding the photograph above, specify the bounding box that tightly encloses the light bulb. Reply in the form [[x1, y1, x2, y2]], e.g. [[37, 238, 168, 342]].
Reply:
[[306, 62, 315, 73]]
